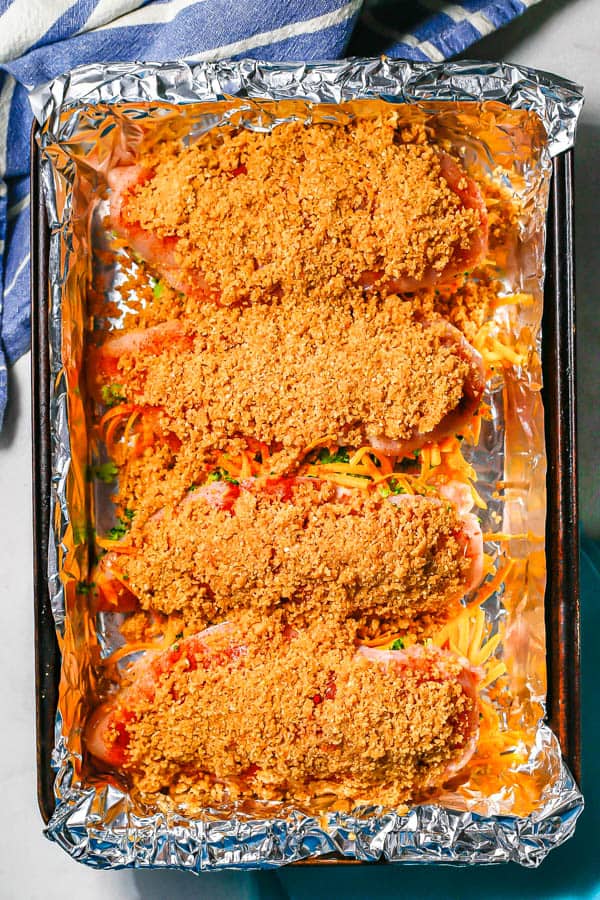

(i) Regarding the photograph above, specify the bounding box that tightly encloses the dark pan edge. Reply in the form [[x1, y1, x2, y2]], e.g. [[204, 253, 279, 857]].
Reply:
[[31, 123, 60, 825], [542, 150, 581, 783]]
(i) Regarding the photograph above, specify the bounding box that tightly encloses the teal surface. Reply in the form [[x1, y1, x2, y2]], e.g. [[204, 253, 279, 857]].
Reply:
[[130, 538, 599, 899]]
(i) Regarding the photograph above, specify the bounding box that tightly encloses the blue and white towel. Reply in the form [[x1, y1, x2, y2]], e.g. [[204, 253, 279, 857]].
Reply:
[[0, 0, 538, 427]]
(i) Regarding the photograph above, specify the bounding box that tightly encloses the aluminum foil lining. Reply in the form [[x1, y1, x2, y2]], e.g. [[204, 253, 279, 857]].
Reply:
[[31, 58, 583, 157], [33, 58, 584, 870]]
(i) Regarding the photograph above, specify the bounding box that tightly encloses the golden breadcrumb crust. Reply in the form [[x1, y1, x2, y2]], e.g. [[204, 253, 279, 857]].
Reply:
[[112, 296, 478, 457], [124, 118, 481, 305], [117, 617, 475, 810], [116, 481, 470, 634]]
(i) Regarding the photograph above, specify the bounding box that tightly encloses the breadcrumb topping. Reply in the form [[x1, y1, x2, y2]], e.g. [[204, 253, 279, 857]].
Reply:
[[123, 118, 482, 305], [117, 618, 476, 808], [117, 480, 470, 633], [111, 296, 480, 456]]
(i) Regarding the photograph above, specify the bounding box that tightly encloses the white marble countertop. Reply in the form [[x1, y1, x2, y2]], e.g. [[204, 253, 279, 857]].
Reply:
[[0, 1, 598, 895]]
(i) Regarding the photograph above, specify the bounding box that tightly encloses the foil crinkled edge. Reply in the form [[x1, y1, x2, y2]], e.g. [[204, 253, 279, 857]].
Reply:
[[30, 57, 583, 156], [47, 723, 583, 869], [34, 57, 584, 870]]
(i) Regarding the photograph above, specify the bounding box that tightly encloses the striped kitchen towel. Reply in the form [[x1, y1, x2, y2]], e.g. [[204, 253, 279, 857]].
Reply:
[[0, 0, 539, 427]]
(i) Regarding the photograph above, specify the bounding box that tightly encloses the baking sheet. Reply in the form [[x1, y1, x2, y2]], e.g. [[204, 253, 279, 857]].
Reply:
[[31, 58, 584, 869]]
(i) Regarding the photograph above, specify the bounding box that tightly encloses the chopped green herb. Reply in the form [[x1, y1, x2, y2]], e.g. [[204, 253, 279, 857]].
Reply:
[[379, 478, 406, 498], [93, 461, 119, 483], [152, 280, 165, 299], [105, 514, 133, 541], [206, 467, 239, 485], [176, 631, 184, 640], [123, 508, 135, 521], [76, 582, 91, 595], [413, 449, 421, 459], [107, 522, 128, 541], [187, 482, 200, 492], [317, 447, 350, 464], [101, 383, 126, 407], [390, 638, 405, 650]]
